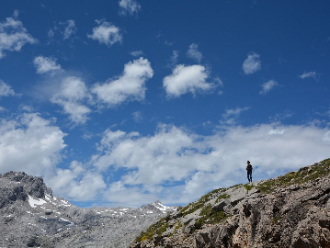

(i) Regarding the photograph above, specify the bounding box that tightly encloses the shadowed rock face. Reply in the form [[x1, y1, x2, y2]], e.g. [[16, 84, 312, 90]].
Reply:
[[0, 172, 176, 248], [130, 158, 330, 248]]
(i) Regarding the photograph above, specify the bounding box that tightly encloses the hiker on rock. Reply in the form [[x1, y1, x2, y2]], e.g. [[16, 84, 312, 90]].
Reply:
[[246, 160, 253, 183]]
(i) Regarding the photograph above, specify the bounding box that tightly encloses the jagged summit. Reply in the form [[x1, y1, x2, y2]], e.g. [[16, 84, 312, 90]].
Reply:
[[131, 158, 330, 248], [140, 200, 177, 214], [0, 171, 175, 248]]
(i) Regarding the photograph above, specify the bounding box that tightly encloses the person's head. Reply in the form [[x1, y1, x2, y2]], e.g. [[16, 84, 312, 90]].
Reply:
[[247, 160, 250, 164]]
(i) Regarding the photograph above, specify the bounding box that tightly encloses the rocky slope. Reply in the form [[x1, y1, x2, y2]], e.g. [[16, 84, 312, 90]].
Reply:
[[0, 171, 176, 248], [130, 158, 330, 248]]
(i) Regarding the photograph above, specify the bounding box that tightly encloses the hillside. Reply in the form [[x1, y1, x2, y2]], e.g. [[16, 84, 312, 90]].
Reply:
[[0, 172, 176, 248], [130, 158, 330, 248]]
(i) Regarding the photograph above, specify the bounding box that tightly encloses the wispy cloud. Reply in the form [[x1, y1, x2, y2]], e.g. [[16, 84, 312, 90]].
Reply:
[[33, 56, 62, 74], [299, 71, 320, 80], [167, 50, 179, 68], [187, 43, 203, 63], [163, 64, 214, 98], [87, 20, 122, 46], [130, 50, 144, 57], [0, 80, 16, 97], [132, 111, 143, 122], [119, 0, 141, 16], [220, 107, 250, 125], [242, 52, 261, 74], [259, 80, 279, 95], [0, 13, 37, 59], [92, 57, 153, 106], [62, 20, 77, 40]]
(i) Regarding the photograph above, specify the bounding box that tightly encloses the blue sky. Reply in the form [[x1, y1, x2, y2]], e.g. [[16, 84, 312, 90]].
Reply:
[[0, 0, 330, 207]]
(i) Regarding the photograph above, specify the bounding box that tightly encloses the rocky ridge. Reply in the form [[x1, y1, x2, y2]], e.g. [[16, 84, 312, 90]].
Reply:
[[130, 158, 330, 248], [0, 171, 176, 248]]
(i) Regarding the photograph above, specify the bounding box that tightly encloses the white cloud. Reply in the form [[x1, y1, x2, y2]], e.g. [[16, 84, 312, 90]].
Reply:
[[0, 15, 37, 59], [33, 56, 61, 74], [0, 113, 67, 176], [62, 20, 77, 40], [90, 123, 330, 205], [51, 76, 92, 124], [119, 0, 141, 16], [45, 161, 106, 201], [163, 64, 214, 98], [0, 80, 16, 97], [186, 43, 202, 63], [242, 52, 261, 74], [130, 50, 144, 57], [0, 106, 6, 112], [259, 80, 279, 95], [299, 71, 319, 80], [92, 57, 153, 106], [87, 20, 122, 46]]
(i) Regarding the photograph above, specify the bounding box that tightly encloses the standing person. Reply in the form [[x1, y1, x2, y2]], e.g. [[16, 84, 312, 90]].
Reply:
[[246, 161, 253, 183]]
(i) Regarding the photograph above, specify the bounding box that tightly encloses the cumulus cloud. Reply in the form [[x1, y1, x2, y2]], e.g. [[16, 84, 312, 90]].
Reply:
[[119, 0, 141, 16], [259, 80, 279, 95], [299, 71, 319, 80], [62, 20, 77, 40], [0, 14, 37, 58], [90, 123, 330, 205], [92, 57, 153, 106], [0, 113, 67, 176], [186, 43, 202, 63], [242, 52, 261, 74], [0, 80, 16, 97], [51, 76, 92, 124], [87, 20, 122, 46], [163, 64, 214, 98], [45, 161, 106, 201], [33, 56, 61, 74]]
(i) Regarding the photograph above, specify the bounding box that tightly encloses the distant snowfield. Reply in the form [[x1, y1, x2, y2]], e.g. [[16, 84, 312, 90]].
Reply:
[[28, 195, 47, 208]]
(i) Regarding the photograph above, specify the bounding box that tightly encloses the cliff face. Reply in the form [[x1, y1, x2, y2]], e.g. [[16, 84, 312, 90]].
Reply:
[[130, 158, 330, 248], [0, 172, 175, 248]]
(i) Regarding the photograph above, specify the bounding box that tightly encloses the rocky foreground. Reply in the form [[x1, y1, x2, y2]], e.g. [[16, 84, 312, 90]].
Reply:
[[0, 172, 176, 248], [130, 158, 330, 248]]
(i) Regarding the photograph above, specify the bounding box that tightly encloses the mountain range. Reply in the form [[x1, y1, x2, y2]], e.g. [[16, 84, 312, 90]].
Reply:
[[0, 171, 176, 248]]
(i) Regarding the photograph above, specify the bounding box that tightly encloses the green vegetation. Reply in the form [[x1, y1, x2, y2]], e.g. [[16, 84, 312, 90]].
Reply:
[[180, 188, 225, 216], [134, 217, 169, 242], [257, 158, 330, 194], [194, 204, 229, 229], [215, 193, 230, 203], [244, 183, 254, 192]]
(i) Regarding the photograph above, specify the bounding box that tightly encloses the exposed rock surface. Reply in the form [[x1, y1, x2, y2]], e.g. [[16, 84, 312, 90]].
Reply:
[[0, 171, 176, 248], [130, 158, 330, 248]]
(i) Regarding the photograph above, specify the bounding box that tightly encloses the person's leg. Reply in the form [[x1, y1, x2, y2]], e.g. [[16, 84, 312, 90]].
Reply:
[[247, 171, 252, 182], [247, 171, 250, 182]]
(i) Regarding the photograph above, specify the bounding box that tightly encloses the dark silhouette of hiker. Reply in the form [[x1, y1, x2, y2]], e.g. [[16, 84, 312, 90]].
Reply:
[[246, 160, 253, 183]]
